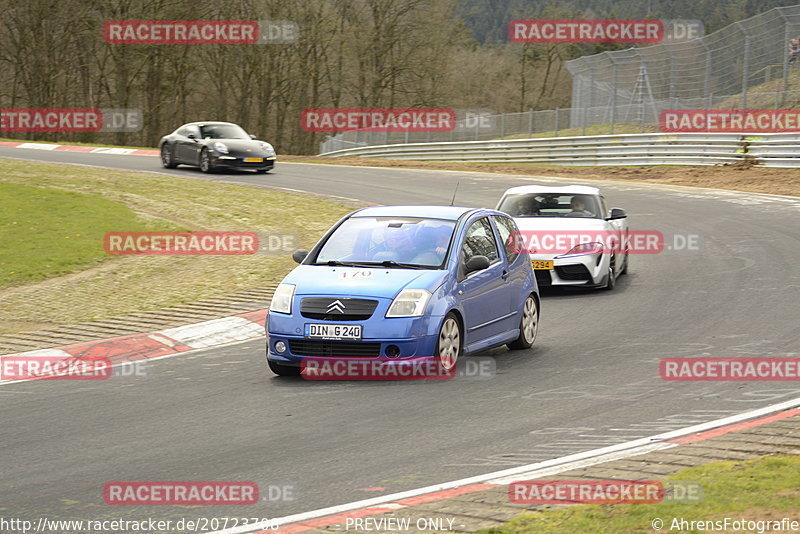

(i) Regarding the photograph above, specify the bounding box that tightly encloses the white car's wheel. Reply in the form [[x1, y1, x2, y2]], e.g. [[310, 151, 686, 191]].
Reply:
[[604, 258, 616, 290]]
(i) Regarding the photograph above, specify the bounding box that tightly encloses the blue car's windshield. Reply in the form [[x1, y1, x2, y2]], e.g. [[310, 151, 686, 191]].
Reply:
[[315, 217, 456, 268]]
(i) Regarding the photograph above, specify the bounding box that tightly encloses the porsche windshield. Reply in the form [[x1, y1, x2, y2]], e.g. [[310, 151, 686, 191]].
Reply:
[[315, 217, 456, 268], [199, 124, 250, 139]]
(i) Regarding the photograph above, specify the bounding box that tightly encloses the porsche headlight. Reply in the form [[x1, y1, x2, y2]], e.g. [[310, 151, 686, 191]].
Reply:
[[260, 142, 275, 156], [386, 289, 431, 318], [213, 142, 229, 154], [271, 283, 295, 314]]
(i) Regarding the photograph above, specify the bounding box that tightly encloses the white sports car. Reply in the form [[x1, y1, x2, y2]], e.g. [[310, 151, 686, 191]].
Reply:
[[496, 185, 630, 290]]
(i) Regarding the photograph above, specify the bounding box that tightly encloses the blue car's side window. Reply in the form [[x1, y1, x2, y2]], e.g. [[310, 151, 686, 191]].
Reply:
[[460, 218, 500, 267], [493, 215, 519, 265]]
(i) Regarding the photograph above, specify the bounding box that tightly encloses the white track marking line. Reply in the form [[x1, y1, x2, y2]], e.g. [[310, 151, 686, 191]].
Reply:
[[17, 143, 61, 150], [210, 396, 800, 534], [159, 317, 264, 349]]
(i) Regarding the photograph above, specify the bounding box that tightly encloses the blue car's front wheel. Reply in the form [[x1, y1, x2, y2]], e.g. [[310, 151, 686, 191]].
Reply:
[[268, 358, 300, 377], [436, 313, 462, 371]]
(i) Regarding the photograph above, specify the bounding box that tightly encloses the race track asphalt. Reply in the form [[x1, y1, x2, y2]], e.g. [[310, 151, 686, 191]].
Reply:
[[1, 147, 799, 525]]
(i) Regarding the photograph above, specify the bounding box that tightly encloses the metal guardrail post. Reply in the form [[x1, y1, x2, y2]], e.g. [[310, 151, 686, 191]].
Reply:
[[610, 57, 618, 134], [779, 9, 791, 107], [737, 22, 752, 109], [698, 38, 711, 103], [554, 107, 560, 136], [584, 62, 595, 136]]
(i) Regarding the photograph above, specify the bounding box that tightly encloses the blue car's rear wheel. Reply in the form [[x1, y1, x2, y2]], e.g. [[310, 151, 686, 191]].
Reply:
[[508, 295, 538, 350], [436, 313, 461, 371]]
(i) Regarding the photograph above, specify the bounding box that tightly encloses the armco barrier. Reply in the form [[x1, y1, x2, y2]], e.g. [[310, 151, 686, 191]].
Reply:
[[318, 133, 800, 168]]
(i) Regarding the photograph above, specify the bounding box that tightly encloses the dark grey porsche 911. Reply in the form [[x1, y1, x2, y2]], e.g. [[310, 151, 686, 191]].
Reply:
[[159, 121, 276, 173]]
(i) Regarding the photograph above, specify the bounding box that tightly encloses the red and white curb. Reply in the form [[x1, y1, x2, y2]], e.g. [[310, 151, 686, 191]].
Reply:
[[210, 399, 800, 534], [0, 309, 266, 384], [0, 140, 158, 156]]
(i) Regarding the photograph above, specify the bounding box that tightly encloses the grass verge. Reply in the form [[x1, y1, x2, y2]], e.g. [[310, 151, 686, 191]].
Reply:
[[0, 158, 352, 334], [0, 182, 180, 288], [480, 454, 800, 534]]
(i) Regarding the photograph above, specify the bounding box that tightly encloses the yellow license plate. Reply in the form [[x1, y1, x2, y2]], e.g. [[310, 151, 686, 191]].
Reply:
[[532, 260, 554, 270], [244, 157, 263, 163]]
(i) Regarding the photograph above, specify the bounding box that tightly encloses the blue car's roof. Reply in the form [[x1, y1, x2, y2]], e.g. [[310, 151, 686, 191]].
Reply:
[[352, 205, 477, 221]]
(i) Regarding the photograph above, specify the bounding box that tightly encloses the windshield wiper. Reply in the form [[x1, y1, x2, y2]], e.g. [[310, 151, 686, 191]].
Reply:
[[322, 260, 362, 267], [320, 260, 429, 269], [376, 260, 429, 269]]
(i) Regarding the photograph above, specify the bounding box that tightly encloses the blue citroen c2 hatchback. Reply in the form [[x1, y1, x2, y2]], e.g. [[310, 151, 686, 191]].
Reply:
[[266, 206, 539, 376]]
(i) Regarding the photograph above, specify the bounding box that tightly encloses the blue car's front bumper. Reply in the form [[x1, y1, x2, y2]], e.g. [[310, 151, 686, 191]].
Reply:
[[267, 301, 443, 366]]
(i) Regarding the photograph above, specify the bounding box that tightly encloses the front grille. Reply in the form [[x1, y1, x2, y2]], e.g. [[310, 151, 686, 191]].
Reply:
[[301, 298, 378, 321], [534, 269, 551, 286], [555, 264, 592, 281], [288, 339, 381, 358]]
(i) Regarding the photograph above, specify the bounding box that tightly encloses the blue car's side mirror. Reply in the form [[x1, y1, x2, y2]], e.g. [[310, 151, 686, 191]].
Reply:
[[464, 255, 490, 275], [292, 250, 309, 264]]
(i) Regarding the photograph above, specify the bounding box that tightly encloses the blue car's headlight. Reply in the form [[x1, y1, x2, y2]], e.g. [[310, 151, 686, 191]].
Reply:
[[213, 142, 229, 154], [271, 283, 295, 314], [386, 289, 431, 317]]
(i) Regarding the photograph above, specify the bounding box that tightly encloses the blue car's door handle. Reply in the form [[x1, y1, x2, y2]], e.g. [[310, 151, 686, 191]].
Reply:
[[501, 270, 509, 280]]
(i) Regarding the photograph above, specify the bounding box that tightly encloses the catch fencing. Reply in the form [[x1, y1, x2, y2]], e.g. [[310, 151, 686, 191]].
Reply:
[[320, 6, 800, 155]]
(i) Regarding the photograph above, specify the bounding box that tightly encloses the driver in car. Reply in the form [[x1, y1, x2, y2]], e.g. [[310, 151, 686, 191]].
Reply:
[[515, 196, 540, 217], [567, 196, 594, 217], [372, 225, 418, 263]]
